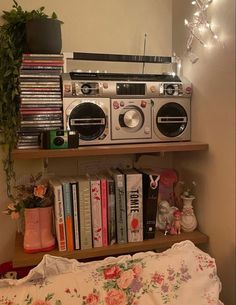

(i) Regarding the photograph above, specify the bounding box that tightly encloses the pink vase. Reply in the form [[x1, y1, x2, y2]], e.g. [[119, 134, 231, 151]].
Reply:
[[24, 206, 55, 253]]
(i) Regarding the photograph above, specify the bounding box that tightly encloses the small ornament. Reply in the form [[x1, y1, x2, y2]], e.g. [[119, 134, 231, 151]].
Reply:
[[170, 209, 183, 235], [181, 195, 198, 232], [156, 200, 178, 231]]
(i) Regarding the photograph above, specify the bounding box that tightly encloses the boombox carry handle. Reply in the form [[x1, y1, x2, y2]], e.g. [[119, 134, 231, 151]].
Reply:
[[63, 52, 181, 75]]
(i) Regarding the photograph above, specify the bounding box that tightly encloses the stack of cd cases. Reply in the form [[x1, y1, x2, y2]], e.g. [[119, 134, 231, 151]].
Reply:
[[18, 53, 64, 149]]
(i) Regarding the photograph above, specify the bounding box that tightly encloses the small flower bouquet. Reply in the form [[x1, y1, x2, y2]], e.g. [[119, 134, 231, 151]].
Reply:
[[181, 180, 197, 198], [3, 172, 53, 221]]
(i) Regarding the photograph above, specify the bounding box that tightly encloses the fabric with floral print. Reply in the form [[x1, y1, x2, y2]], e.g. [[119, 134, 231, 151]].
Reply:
[[0, 241, 224, 305]]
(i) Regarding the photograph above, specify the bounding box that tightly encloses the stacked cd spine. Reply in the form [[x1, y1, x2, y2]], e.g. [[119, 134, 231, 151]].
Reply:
[[18, 54, 64, 149]]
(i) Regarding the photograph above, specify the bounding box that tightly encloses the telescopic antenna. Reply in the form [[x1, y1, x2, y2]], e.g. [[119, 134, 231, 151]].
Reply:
[[142, 33, 147, 74]]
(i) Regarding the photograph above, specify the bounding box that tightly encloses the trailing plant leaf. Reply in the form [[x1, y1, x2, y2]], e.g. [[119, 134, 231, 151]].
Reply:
[[0, 1, 60, 198]]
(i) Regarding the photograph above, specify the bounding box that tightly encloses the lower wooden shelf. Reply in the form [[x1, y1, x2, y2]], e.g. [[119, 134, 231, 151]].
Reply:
[[13, 230, 208, 268]]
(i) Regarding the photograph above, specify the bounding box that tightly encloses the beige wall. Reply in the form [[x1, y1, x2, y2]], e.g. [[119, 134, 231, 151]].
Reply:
[[0, 0, 172, 260], [172, 1, 235, 304]]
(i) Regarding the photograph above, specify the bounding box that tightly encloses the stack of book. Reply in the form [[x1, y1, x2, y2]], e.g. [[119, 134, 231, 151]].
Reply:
[[17, 53, 64, 149], [50, 168, 160, 252]]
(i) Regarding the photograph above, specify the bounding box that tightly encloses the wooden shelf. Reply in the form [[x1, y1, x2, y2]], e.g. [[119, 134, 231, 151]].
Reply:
[[13, 230, 208, 268], [12, 141, 208, 160]]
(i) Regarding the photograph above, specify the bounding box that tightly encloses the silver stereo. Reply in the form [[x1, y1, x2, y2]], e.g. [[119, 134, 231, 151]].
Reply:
[[62, 72, 192, 145]]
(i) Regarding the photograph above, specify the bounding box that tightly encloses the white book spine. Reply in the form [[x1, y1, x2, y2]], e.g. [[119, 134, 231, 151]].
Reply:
[[114, 174, 127, 244], [126, 173, 143, 242], [52, 182, 66, 251], [79, 178, 93, 250], [71, 183, 80, 250], [90, 179, 103, 247]]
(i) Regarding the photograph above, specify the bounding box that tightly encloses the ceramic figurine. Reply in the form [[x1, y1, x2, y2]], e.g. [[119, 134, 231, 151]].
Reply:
[[170, 209, 183, 235], [156, 200, 178, 231], [181, 195, 198, 232]]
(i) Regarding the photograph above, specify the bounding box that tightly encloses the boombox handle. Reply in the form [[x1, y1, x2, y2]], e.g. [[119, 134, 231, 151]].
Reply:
[[63, 52, 181, 76]]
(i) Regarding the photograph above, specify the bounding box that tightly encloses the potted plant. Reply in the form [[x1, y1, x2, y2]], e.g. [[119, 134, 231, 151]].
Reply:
[[3, 172, 55, 253], [0, 1, 62, 197]]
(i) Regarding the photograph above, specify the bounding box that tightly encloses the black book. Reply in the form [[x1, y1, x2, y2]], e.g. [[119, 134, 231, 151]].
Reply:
[[141, 169, 160, 240]]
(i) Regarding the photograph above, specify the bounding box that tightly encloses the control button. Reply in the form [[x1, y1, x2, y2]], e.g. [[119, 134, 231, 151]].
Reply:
[[113, 101, 119, 109], [141, 100, 147, 108], [103, 82, 108, 89], [144, 127, 150, 134], [150, 85, 156, 93], [120, 101, 125, 107], [185, 86, 192, 94]]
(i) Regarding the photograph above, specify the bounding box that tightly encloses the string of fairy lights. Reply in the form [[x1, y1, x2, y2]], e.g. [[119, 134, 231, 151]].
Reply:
[[184, 0, 219, 63]]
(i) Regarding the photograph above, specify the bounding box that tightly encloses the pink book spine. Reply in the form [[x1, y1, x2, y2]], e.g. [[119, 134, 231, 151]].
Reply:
[[91, 180, 103, 247], [101, 178, 108, 246]]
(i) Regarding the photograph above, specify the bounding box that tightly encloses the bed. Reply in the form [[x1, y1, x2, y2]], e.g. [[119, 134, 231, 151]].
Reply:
[[0, 240, 223, 305]]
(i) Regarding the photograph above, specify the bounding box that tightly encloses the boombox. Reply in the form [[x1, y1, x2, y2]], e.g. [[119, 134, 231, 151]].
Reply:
[[62, 72, 192, 146]]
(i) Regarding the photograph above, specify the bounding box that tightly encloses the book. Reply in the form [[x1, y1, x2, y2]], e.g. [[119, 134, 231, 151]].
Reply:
[[99, 173, 108, 247], [70, 180, 80, 250], [109, 168, 127, 244], [106, 174, 116, 245], [141, 170, 160, 239], [77, 175, 93, 250], [89, 175, 103, 248], [122, 168, 143, 243], [60, 178, 74, 251], [49, 178, 67, 251]]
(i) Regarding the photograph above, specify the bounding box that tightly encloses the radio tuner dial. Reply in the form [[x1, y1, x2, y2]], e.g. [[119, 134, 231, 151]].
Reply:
[[119, 108, 143, 129]]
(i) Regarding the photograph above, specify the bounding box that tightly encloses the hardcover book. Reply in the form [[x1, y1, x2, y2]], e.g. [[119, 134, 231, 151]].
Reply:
[[109, 168, 127, 244], [141, 170, 160, 239], [122, 168, 143, 242], [70, 180, 80, 250], [78, 175, 93, 250], [99, 174, 108, 246], [89, 175, 103, 248], [50, 178, 67, 251], [106, 174, 116, 245], [60, 178, 74, 251]]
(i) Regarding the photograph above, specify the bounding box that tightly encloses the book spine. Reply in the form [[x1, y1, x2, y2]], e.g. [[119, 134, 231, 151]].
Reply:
[[71, 182, 80, 249], [126, 173, 143, 242], [107, 179, 116, 245], [143, 174, 160, 239], [79, 179, 92, 249], [52, 182, 67, 251], [62, 182, 74, 251], [90, 179, 102, 247], [100, 178, 108, 246], [114, 174, 127, 244]]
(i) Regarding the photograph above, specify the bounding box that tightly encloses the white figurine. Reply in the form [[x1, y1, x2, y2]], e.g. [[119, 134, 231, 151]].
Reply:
[[156, 200, 177, 231]]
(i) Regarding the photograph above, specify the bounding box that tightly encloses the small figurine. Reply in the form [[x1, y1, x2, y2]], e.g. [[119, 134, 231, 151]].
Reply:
[[170, 209, 183, 235], [156, 200, 178, 231], [164, 219, 171, 235]]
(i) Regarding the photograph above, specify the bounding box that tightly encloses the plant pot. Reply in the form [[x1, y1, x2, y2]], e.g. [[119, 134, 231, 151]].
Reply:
[[23, 206, 55, 253], [26, 18, 62, 54], [181, 195, 198, 232]]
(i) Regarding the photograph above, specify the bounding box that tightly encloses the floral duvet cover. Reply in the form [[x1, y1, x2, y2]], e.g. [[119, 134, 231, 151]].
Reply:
[[0, 241, 223, 305]]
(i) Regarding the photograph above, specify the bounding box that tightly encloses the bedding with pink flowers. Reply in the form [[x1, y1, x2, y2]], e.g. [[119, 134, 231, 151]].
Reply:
[[0, 241, 223, 305]]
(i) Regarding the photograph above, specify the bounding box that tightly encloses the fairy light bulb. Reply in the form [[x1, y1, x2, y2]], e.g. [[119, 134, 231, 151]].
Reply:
[[185, 0, 219, 63]]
